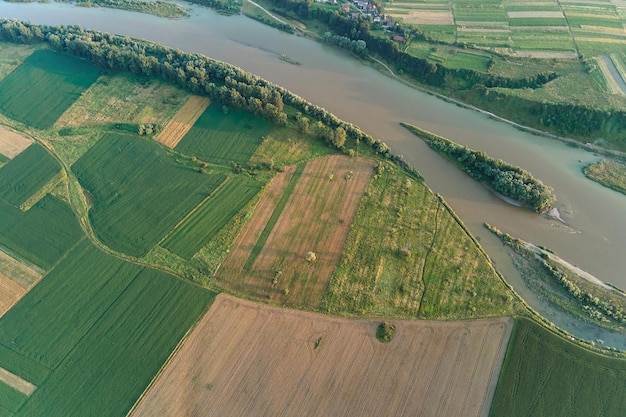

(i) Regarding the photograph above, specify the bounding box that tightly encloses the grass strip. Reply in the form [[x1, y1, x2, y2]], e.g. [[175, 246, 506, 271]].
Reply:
[[244, 163, 305, 270]]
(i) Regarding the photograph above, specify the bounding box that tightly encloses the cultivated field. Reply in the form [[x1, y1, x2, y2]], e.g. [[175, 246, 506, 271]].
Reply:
[[0, 49, 99, 129], [131, 295, 513, 417], [0, 273, 25, 318], [386, 0, 626, 57], [0, 143, 61, 207], [0, 126, 32, 159], [216, 155, 374, 307], [162, 175, 263, 259], [0, 250, 41, 318], [0, 194, 84, 271], [156, 95, 211, 148], [0, 240, 216, 417], [175, 105, 271, 165], [56, 74, 189, 128], [490, 318, 626, 417], [72, 133, 226, 257]]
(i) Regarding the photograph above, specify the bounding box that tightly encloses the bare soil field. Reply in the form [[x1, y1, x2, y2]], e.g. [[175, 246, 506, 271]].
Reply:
[[0, 367, 36, 396], [0, 273, 25, 318], [155, 96, 211, 148], [216, 156, 374, 308], [389, 10, 454, 25], [507, 11, 565, 18], [0, 250, 42, 317], [0, 126, 33, 158], [0, 249, 43, 288], [130, 295, 513, 417]]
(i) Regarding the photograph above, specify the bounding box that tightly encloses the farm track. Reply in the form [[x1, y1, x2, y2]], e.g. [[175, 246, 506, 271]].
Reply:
[[130, 294, 514, 417]]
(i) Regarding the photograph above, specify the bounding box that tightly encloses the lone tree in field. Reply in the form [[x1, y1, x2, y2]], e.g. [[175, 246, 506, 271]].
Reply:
[[376, 322, 395, 343], [306, 251, 317, 263]]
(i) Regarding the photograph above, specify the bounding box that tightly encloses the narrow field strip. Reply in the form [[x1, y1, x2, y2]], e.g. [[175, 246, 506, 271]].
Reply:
[[0, 367, 36, 396], [156, 95, 211, 148], [244, 163, 305, 270]]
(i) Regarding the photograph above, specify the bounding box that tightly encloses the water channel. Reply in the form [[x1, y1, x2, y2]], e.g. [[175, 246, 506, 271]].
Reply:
[[2, 0, 625, 348]]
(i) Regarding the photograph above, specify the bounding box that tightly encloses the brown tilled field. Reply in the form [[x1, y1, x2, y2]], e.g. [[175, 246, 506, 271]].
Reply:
[[0, 126, 33, 158], [155, 96, 211, 148], [0, 273, 26, 318], [215, 155, 374, 307], [130, 295, 513, 417], [0, 251, 42, 317]]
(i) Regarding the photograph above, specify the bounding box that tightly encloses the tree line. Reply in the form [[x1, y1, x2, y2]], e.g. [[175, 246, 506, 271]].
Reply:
[[0, 19, 401, 158], [402, 123, 556, 212]]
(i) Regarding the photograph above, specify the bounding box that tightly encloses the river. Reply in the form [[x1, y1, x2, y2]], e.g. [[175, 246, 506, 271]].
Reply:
[[2, 0, 625, 348]]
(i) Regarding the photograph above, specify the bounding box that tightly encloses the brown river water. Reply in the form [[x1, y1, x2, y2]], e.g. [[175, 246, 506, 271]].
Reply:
[[2, 0, 625, 348]]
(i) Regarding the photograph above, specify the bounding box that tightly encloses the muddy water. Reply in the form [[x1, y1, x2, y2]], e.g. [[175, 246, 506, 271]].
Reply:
[[3, 1, 626, 347]]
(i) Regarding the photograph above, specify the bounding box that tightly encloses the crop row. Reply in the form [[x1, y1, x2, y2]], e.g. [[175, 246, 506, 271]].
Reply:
[[0, 49, 99, 129], [163, 175, 263, 259], [490, 318, 626, 417], [0, 195, 84, 270], [0, 240, 215, 417], [72, 133, 227, 257], [0, 144, 60, 208]]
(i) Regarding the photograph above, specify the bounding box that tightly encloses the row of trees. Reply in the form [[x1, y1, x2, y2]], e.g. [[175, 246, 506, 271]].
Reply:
[[0, 19, 398, 158], [402, 123, 556, 212], [320, 32, 367, 58]]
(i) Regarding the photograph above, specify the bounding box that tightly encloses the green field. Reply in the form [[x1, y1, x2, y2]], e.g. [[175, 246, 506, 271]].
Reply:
[[0, 240, 216, 417], [322, 163, 521, 319], [0, 195, 84, 270], [72, 133, 227, 257], [490, 318, 626, 417], [175, 105, 271, 165], [163, 174, 263, 259], [0, 49, 99, 129], [0, 383, 27, 415], [0, 144, 60, 207]]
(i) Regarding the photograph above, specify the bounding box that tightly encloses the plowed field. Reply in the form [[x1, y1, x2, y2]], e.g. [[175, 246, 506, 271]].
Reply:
[[0, 126, 32, 159], [216, 155, 374, 307], [0, 273, 25, 318], [156, 96, 210, 148], [130, 295, 513, 417]]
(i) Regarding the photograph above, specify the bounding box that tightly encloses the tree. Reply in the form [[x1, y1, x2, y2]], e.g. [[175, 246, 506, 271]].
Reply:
[[332, 126, 347, 149]]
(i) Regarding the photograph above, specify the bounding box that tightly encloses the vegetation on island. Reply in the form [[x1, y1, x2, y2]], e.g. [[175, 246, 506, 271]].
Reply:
[[486, 224, 626, 333], [402, 123, 556, 212], [583, 158, 626, 196]]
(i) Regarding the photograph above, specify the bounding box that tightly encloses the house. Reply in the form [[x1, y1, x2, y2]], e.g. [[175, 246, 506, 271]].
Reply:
[[393, 35, 405, 42]]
